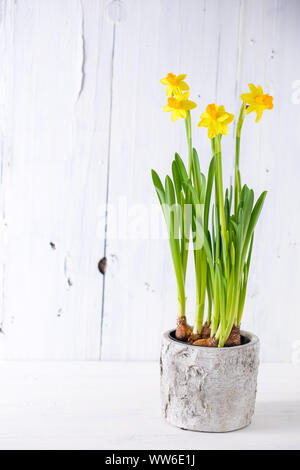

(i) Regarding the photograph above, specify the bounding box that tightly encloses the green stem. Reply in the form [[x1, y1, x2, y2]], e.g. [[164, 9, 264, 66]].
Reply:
[[178, 298, 186, 317], [185, 111, 193, 179], [194, 303, 204, 334], [215, 137, 226, 236], [206, 272, 213, 326], [234, 103, 246, 214], [213, 135, 228, 279], [173, 257, 186, 318], [172, 255, 186, 318], [183, 111, 193, 319], [193, 249, 207, 333]]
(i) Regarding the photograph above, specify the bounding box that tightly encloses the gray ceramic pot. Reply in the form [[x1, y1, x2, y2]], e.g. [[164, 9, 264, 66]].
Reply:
[[160, 329, 259, 433]]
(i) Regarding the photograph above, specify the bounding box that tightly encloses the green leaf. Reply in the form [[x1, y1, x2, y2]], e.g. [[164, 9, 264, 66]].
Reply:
[[246, 233, 254, 270], [229, 184, 233, 212], [204, 157, 215, 233], [215, 205, 220, 260], [212, 205, 216, 259], [241, 187, 254, 243], [165, 175, 176, 206], [230, 241, 235, 267], [200, 172, 206, 203], [165, 175, 179, 240], [172, 161, 182, 203], [192, 148, 201, 197], [183, 180, 201, 206], [175, 153, 188, 182], [241, 190, 267, 266], [151, 169, 165, 205]]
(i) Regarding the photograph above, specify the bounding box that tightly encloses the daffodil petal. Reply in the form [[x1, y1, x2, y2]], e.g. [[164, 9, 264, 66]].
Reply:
[[183, 100, 197, 111], [241, 93, 254, 103], [218, 113, 229, 123], [181, 92, 190, 101], [208, 126, 216, 139], [200, 112, 210, 120], [255, 109, 263, 123], [224, 113, 235, 125], [171, 111, 179, 122], [180, 82, 189, 91], [166, 86, 173, 97], [248, 84, 257, 93], [198, 103, 234, 139], [221, 125, 228, 135], [198, 119, 208, 127]]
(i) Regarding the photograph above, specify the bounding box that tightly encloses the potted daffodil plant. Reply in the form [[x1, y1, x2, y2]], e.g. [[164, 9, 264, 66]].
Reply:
[[152, 73, 273, 432]]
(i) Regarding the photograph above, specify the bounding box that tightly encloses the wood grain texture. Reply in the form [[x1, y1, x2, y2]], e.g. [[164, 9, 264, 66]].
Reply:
[[102, 0, 300, 362], [0, 0, 114, 359], [0, 0, 299, 360], [0, 361, 298, 450]]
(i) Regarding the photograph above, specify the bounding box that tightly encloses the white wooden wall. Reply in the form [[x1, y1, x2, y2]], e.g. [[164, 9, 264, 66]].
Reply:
[[0, 0, 299, 361]]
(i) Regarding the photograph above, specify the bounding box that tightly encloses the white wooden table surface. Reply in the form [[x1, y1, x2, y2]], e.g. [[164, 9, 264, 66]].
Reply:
[[0, 362, 299, 450]]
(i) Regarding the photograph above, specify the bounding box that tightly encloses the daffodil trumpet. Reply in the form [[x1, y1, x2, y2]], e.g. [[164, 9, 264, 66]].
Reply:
[[152, 76, 271, 347]]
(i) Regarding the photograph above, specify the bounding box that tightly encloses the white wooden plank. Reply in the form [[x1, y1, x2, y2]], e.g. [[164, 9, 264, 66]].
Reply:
[[0, 0, 16, 355], [0, 361, 299, 450], [102, 0, 300, 361], [234, 0, 300, 361], [101, 0, 242, 360], [0, 0, 114, 359], [0, 0, 299, 361]]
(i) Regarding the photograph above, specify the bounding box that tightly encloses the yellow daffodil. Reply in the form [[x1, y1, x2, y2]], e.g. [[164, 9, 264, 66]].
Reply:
[[160, 73, 189, 97], [164, 92, 197, 122], [198, 104, 234, 139], [240, 84, 273, 122]]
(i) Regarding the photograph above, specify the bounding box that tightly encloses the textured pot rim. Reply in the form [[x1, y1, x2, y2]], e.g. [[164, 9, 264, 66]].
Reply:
[[163, 329, 259, 352]]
